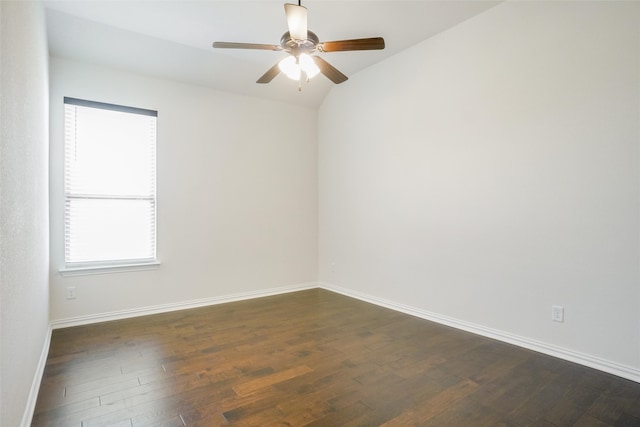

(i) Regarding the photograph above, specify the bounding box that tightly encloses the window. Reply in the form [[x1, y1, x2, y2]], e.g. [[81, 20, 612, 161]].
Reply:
[[63, 97, 157, 271]]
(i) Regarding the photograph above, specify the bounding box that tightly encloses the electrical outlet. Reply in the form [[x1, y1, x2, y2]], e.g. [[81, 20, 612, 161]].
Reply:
[[66, 286, 77, 300], [329, 262, 336, 273], [551, 305, 564, 322]]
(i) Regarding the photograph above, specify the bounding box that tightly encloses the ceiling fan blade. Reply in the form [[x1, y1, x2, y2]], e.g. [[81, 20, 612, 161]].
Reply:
[[318, 37, 385, 52], [212, 42, 282, 51], [312, 56, 348, 84], [256, 62, 281, 84], [284, 3, 307, 41]]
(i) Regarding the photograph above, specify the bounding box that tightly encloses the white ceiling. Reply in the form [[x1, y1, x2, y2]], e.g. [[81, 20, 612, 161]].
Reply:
[[44, 1, 501, 108]]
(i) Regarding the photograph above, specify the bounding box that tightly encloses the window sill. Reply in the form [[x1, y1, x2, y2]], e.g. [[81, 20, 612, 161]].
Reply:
[[59, 261, 161, 277]]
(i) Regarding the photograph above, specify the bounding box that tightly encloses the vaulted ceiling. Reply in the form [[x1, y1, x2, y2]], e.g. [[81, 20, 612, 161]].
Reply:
[[44, 1, 501, 108]]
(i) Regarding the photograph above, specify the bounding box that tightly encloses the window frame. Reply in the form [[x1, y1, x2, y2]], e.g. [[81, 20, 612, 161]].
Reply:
[[60, 97, 159, 276]]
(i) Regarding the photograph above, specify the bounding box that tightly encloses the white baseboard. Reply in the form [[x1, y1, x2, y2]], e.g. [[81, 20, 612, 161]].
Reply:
[[20, 325, 52, 427], [47, 281, 640, 384], [319, 282, 640, 384], [50, 282, 318, 329]]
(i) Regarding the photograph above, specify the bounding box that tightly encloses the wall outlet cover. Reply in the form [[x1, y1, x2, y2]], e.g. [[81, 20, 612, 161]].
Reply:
[[551, 305, 564, 322]]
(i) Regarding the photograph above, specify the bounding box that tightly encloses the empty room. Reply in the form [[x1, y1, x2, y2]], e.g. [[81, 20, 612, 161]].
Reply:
[[1, 0, 639, 425]]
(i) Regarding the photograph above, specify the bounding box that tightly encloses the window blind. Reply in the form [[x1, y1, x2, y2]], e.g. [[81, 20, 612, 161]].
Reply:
[[64, 97, 157, 265]]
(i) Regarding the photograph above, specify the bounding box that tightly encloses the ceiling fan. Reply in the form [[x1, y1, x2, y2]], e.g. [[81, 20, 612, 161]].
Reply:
[[212, 1, 385, 88]]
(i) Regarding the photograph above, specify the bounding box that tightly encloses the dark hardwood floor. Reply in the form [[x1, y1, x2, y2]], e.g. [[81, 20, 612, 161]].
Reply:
[[33, 289, 640, 426]]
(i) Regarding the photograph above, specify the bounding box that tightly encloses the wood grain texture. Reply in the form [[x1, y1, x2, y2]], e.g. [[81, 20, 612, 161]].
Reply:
[[33, 289, 640, 426]]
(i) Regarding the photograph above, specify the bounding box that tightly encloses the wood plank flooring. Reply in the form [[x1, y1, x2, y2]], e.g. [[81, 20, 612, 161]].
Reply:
[[33, 289, 640, 426]]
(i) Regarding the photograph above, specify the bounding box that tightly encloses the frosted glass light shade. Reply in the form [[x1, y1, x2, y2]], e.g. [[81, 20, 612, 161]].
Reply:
[[299, 54, 320, 79], [279, 56, 301, 80], [279, 54, 321, 81]]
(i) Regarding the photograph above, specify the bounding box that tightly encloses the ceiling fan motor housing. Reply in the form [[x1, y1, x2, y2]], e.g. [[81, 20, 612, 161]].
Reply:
[[281, 30, 319, 55]]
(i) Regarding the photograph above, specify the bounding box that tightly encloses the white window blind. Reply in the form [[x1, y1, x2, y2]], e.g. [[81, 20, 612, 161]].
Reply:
[[64, 97, 157, 266]]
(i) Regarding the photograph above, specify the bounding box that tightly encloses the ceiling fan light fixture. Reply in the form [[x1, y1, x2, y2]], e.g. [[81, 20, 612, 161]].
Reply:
[[279, 54, 319, 81], [279, 56, 301, 80], [299, 53, 320, 78]]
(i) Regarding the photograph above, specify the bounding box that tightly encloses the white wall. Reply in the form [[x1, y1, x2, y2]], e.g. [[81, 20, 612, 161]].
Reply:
[[50, 58, 318, 321], [0, 1, 51, 425], [319, 1, 640, 374]]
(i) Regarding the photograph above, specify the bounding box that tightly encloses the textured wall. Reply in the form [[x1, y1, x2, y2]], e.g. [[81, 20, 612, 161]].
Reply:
[[319, 1, 640, 373], [49, 58, 318, 321], [0, 1, 51, 425]]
